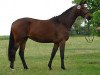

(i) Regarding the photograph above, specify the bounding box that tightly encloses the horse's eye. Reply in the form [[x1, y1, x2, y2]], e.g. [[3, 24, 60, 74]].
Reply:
[[84, 4, 87, 7], [77, 5, 81, 9]]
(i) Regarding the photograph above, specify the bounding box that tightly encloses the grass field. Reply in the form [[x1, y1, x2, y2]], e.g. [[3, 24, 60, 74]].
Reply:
[[0, 36, 100, 75]]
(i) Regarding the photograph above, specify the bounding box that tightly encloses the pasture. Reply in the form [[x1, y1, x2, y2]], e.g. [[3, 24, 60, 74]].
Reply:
[[0, 36, 100, 75]]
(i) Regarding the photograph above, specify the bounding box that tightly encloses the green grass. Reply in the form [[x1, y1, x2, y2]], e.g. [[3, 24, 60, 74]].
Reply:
[[0, 36, 100, 75], [0, 36, 9, 40]]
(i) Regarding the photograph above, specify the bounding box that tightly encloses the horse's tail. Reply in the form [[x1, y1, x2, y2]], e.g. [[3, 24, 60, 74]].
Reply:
[[8, 29, 15, 61]]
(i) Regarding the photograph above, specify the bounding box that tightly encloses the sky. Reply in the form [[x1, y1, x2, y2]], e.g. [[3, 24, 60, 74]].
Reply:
[[0, 0, 74, 35]]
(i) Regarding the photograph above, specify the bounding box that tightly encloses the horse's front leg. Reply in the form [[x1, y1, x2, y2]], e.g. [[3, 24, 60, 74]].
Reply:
[[48, 43, 59, 70], [59, 40, 66, 70]]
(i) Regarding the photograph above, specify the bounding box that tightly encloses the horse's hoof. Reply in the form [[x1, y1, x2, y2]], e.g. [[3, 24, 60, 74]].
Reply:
[[24, 67, 29, 69], [49, 67, 52, 70], [61, 66, 65, 70], [11, 69, 15, 71], [10, 66, 14, 70], [10, 68, 15, 71], [48, 66, 52, 70], [48, 64, 52, 70]]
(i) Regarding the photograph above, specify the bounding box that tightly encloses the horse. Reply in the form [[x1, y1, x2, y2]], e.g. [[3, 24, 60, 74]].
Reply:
[[8, 0, 91, 70]]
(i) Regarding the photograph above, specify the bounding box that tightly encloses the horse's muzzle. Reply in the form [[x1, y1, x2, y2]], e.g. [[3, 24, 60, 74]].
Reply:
[[85, 13, 91, 20]]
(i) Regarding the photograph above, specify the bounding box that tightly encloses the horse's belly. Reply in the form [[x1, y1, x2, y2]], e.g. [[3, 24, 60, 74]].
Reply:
[[28, 30, 56, 43], [29, 36, 54, 43]]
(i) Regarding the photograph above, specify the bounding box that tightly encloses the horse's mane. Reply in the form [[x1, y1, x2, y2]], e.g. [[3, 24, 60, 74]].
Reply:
[[50, 6, 74, 24]]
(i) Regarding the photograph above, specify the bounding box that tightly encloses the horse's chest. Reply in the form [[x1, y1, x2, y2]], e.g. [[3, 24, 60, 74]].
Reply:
[[55, 29, 69, 42]]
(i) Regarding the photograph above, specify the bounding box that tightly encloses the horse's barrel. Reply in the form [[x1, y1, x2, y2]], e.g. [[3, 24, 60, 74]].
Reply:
[[96, 27, 100, 31]]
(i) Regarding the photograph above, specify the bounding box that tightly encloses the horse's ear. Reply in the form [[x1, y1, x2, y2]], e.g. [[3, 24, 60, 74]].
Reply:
[[80, 0, 87, 4]]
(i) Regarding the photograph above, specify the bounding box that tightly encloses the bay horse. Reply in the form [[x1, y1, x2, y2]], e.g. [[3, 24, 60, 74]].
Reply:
[[8, 1, 91, 70]]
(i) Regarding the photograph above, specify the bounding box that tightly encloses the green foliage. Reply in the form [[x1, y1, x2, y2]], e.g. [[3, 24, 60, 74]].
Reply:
[[73, 17, 83, 34], [72, 0, 81, 4], [93, 10, 100, 36], [93, 10, 100, 24], [88, 0, 100, 13], [71, 17, 85, 35]]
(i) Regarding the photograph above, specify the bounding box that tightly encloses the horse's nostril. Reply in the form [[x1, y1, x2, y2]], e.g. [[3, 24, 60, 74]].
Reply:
[[87, 16, 91, 20], [89, 16, 91, 19]]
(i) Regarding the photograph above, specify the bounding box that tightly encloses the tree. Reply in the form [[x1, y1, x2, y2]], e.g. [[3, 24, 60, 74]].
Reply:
[[93, 10, 100, 25], [93, 10, 100, 36], [73, 17, 83, 35]]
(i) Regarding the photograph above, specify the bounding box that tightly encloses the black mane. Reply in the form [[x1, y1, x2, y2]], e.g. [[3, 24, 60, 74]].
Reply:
[[50, 6, 74, 24]]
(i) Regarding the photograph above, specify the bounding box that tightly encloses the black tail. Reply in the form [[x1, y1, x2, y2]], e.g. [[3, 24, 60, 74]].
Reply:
[[8, 29, 15, 61]]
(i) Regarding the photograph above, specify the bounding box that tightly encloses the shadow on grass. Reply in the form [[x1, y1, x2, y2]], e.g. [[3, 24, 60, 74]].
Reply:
[[88, 61, 100, 64], [66, 48, 96, 50]]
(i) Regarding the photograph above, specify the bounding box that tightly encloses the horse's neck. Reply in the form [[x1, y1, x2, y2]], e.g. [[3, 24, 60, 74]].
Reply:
[[58, 8, 78, 31], [65, 12, 78, 31]]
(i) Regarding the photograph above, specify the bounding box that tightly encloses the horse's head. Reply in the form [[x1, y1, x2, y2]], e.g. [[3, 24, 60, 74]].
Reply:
[[75, 0, 91, 20]]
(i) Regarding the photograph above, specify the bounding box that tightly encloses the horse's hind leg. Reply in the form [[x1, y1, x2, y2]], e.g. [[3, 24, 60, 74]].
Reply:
[[10, 43, 19, 69], [48, 43, 59, 70], [19, 38, 28, 69]]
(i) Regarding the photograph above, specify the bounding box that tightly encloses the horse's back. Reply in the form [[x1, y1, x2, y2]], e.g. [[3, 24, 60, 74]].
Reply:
[[11, 18, 56, 42]]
